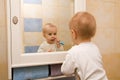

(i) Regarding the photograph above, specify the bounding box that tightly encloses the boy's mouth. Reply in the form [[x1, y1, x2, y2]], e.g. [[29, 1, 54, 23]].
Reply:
[[50, 38, 56, 41]]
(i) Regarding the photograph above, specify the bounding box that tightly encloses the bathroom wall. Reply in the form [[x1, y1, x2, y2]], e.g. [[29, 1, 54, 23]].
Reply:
[[86, 0, 120, 80], [0, 0, 8, 80], [0, 0, 120, 80], [87, 0, 120, 54]]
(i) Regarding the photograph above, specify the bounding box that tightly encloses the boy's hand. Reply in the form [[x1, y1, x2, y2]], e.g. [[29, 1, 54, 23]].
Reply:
[[56, 38, 61, 48], [48, 49, 52, 52]]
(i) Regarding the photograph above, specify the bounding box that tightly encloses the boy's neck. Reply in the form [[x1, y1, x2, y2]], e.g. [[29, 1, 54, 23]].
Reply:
[[76, 39, 91, 45]]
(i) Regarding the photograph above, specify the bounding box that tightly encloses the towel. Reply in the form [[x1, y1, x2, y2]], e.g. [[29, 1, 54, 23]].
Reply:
[[13, 65, 49, 80], [49, 64, 63, 77]]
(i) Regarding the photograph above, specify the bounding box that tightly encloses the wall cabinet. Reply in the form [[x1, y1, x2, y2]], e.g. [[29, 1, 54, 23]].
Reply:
[[7, 0, 86, 79]]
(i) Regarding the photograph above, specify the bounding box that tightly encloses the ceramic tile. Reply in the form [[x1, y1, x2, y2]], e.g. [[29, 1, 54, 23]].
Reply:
[[24, 18, 42, 32], [114, 29, 120, 53], [58, 0, 74, 7], [87, 0, 115, 29], [24, 32, 43, 46], [116, 0, 120, 3], [24, 4, 43, 18], [92, 28, 115, 54], [102, 53, 120, 80], [42, 6, 59, 19], [24, 0, 42, 4], [0, 27, 6, 45], [115, 3, 120, 29], [42, 18, 59, 28], [0, 2, 6, 26], [24, 46, 39, 53], [58, 7, 74, 20], [42, 0, 58, 7], [103, 0, 116, 3]]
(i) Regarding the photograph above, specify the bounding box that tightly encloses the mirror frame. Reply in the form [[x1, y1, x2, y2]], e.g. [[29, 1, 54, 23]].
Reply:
[[7, 0, 86, 79]]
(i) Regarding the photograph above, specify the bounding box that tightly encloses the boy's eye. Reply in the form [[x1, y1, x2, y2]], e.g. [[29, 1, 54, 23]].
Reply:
[[54, 33, 56, 35], [48, 33, 52, 35]]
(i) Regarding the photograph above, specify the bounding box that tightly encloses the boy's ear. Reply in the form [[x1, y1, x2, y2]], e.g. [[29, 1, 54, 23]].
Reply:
[[71, 29, 77, 39]]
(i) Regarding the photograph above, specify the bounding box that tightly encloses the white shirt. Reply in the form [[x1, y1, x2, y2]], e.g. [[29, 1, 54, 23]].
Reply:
[[38, 41, 64, 52], [61, 42, 108, 80]]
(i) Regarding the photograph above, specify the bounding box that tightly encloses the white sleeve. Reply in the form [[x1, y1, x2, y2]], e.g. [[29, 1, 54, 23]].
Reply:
[[61, 53, 76, 75], [37, 46, 44, 53], [37, 42, 45, 53]]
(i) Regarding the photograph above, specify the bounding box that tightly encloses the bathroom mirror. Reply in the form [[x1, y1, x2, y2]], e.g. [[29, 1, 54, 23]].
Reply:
[[9, 0, 86, 67], [22, 0, 74, 53]]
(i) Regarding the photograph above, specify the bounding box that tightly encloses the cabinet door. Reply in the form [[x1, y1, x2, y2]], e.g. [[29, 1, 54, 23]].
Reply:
[[9, 0, 86, 68]]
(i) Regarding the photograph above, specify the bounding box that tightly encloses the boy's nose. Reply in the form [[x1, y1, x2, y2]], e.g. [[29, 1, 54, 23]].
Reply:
[[51, 36, 56, 39], [52, 34, 56, 37]]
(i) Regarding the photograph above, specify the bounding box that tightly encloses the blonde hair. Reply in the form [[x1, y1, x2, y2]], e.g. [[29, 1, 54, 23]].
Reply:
[[42, 23, 57, 33], [69, 12, 96, 40]]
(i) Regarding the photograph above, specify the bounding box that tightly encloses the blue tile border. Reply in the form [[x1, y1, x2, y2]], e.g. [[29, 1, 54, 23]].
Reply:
[[24, 46, 39, 53], [24, 0, 42, 4], [24, 18, 42, 32]]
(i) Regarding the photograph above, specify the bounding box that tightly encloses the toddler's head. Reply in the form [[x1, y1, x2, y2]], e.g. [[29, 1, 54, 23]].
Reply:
[[42, 23, 57, 44], [69, 12, 96, 44]]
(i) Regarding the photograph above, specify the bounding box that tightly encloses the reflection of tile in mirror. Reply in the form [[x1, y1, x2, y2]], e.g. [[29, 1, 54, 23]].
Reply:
[[24, 32, 43, 46], [24, 18, 42, 32], [24, 4, 43, 18], [58, 0, 74, 8], [43, 6, 59, 19], [42, 0, 58, 6], [25, 46, 39, 53], [24, 0, 42, 4]]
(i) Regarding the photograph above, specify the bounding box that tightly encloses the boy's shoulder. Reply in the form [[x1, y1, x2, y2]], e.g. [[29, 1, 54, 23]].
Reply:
[[40, 41, 50, 48], [68, 42, 98, 54], [68, 45, 80, 53]]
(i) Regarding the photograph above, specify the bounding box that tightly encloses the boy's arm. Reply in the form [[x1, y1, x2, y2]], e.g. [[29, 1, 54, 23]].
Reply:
[[61, 53, 76, 75]]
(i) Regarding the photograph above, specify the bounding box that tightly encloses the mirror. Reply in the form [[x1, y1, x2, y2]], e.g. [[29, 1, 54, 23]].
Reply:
[[22, 0, 74, 53]]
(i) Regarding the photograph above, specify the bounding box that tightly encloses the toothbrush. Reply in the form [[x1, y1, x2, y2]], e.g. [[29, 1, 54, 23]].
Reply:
[[60, 41, 64, 45]]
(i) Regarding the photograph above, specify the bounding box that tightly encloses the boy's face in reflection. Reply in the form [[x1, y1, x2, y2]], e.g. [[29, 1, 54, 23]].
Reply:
[[43, 25, 57, 44]]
